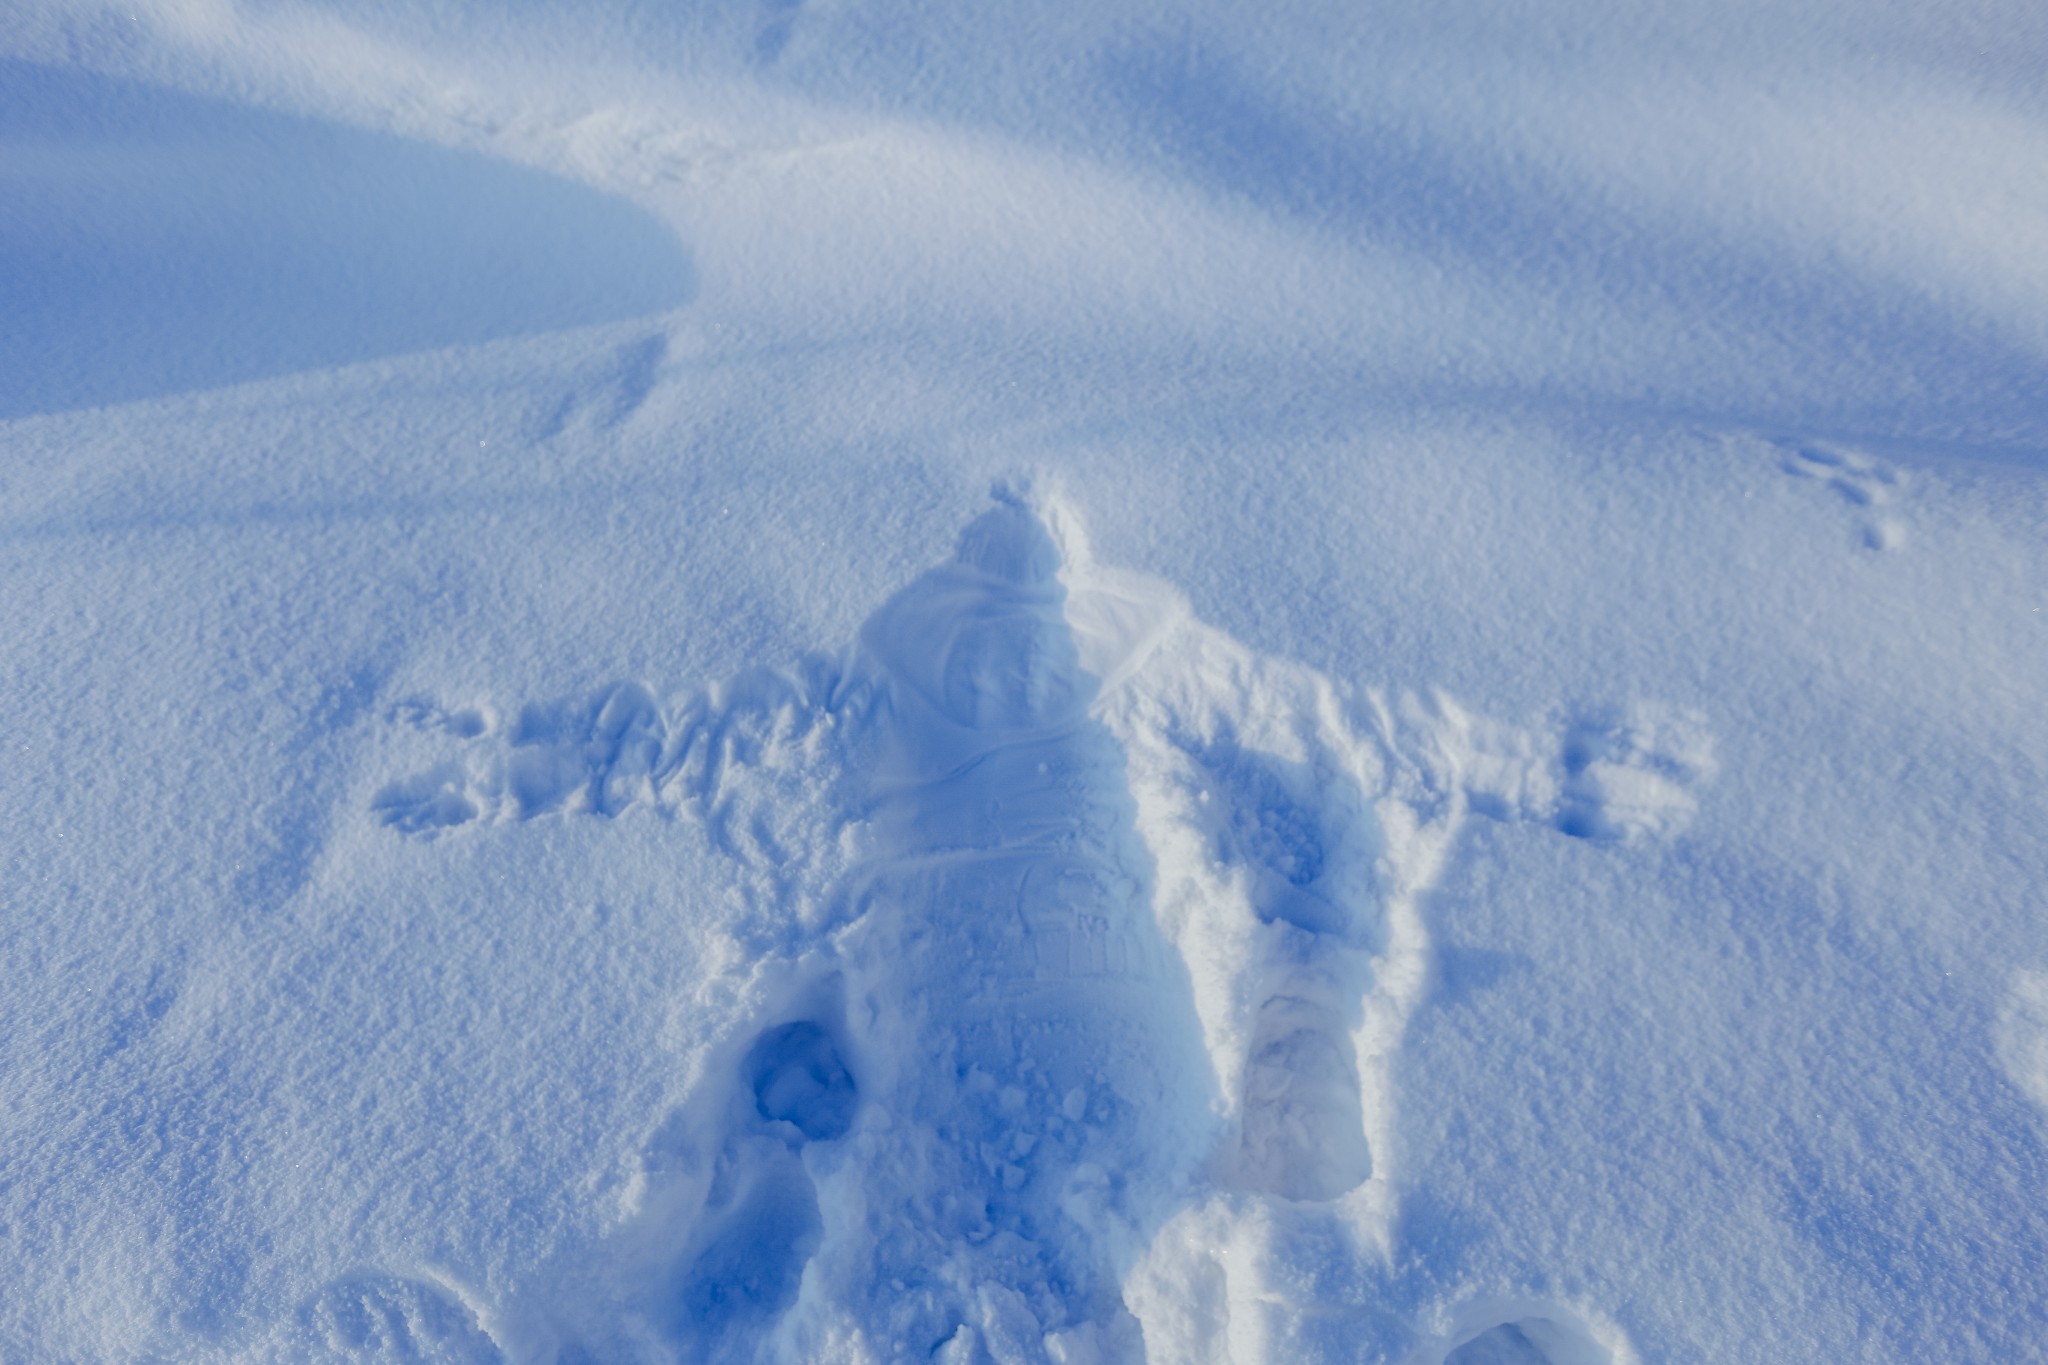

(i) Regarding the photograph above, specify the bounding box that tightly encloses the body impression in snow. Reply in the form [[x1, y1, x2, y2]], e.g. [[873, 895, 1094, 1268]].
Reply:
[[372, 495, 1691, 1363]]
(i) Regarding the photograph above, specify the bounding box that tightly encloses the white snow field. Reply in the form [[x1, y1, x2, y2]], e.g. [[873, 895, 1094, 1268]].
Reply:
[[3, 1, 2047, 1361]]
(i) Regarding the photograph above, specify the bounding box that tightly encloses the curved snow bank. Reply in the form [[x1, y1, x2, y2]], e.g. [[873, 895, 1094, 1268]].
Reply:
[[0, 60, 692, 419], [37, 0, 2048, 444]]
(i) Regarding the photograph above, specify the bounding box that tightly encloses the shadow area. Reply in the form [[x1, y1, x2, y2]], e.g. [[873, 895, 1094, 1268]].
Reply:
[[0, 60, 694, 419], [1097, 39, 2048, 439]]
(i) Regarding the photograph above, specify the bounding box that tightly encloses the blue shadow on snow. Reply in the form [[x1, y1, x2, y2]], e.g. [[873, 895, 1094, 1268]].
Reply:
[[0, 60, 693, 419]]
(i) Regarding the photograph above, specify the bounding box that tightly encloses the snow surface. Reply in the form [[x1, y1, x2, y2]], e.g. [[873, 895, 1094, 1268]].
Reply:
[[3, 1, 2047, 1361]]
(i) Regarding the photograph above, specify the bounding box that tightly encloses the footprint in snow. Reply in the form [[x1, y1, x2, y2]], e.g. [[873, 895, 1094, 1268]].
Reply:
[[1419, 1302, 1630, 1365], [1776, 437, 1908, 551], [660, 1016, 856, 1363], [286, 1273, 502, 1364]]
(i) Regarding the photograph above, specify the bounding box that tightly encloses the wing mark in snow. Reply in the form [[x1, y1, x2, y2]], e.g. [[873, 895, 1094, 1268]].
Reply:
[[1435, 698, 1715, 844], [373, 662, 874, 896]]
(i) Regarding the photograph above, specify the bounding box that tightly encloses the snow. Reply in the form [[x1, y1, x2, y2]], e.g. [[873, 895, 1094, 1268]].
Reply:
[[0, 58, 691, 419], [3, 1, 2047, 1362]]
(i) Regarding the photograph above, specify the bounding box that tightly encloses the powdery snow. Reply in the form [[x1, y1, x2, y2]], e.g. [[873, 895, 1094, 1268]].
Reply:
[[2, 2, 2046, 1362]]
